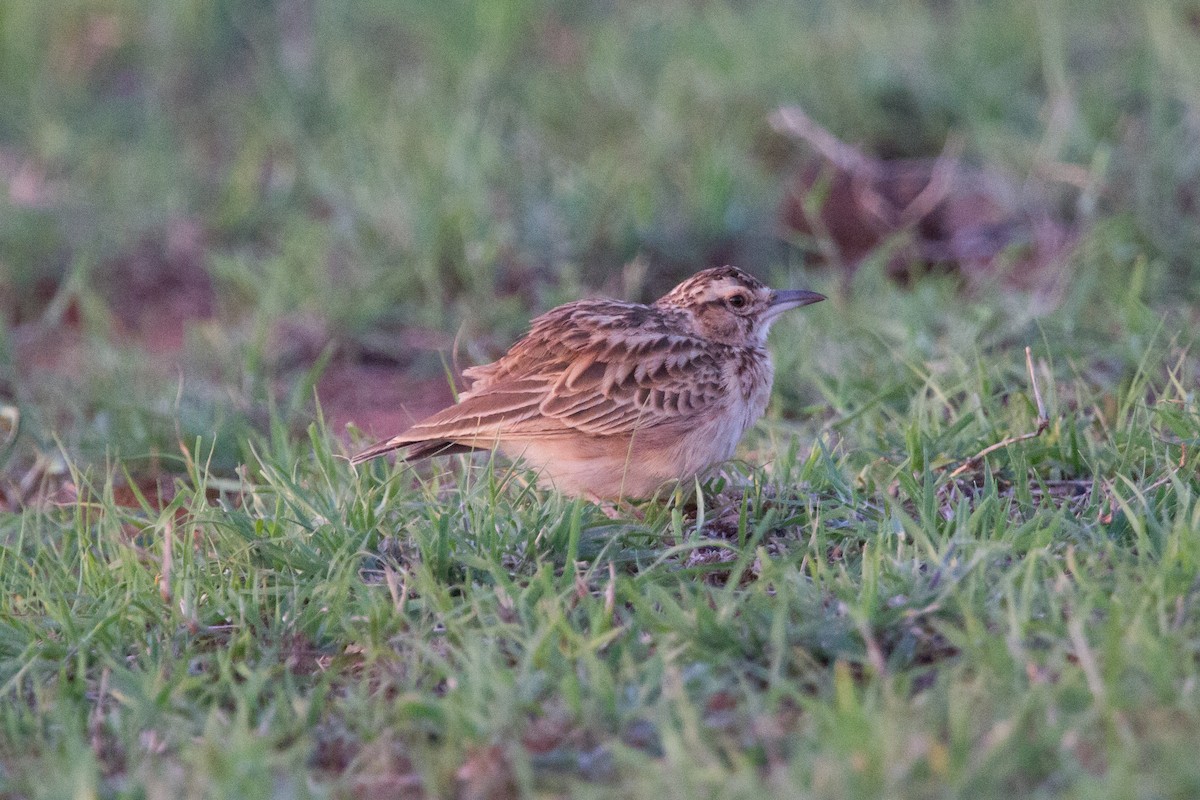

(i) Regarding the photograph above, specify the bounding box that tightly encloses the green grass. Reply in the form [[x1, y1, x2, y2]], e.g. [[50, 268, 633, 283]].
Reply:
[[4, 0, 1200, 797], [4, 265, 1199, 797]]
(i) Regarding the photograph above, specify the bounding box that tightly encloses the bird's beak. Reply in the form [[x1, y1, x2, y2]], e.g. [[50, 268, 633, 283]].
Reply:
[[765, 288, 825, 321]]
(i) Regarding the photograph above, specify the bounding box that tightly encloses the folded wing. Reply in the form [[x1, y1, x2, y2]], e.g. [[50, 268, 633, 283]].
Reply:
[[349, 300, 729, 464]]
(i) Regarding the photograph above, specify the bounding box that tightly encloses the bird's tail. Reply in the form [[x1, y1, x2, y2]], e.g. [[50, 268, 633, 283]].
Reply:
[[350, 437, 476, 465], [348, 437, 407, 465]]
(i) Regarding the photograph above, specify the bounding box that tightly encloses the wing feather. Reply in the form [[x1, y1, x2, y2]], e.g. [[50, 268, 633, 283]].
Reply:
[[351, 298, 735, 464], [441, 336, 726, 439]]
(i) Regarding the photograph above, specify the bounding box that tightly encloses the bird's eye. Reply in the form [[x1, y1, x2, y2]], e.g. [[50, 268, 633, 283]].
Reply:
[[727, 293, 748, 309]]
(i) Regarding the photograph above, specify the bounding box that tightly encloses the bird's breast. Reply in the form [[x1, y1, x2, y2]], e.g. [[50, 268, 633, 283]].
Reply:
[[738, 345, 773, 399], [714, 346, 773, 441]]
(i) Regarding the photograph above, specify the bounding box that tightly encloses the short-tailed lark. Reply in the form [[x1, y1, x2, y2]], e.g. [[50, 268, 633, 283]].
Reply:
[[351, 266, 824, 500]]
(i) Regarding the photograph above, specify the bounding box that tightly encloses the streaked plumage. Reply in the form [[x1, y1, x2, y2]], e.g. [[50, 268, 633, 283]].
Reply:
[[351, 266, 824, 499]]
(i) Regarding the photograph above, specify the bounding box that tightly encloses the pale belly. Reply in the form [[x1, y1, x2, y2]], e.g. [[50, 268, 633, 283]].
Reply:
[[490, 347, 773, 500], [497, 401, 759, 500]]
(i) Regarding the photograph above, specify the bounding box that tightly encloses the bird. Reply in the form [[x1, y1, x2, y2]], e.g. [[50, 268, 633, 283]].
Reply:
[[350, 265, 824, 501]]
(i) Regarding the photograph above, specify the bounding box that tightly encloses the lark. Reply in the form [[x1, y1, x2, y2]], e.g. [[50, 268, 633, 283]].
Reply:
[[350, 266, 824, 500]]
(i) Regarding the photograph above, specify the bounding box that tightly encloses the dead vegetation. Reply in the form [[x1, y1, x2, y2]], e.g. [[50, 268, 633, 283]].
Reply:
[[771, 105, 1085, 296]]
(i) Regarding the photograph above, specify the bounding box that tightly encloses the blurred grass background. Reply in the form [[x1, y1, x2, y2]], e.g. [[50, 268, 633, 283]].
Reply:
[[3, 0, 1200, 797], [3, 0, 1198, 475]]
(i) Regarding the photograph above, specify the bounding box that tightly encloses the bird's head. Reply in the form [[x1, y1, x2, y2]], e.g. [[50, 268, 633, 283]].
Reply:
[[655, 265, 825, 346]]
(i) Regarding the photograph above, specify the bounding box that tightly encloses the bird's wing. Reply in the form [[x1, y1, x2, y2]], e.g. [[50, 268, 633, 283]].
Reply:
[[359, 300, 731, 453], [532, 332, 728, 436], [376, 338, 727, 447]]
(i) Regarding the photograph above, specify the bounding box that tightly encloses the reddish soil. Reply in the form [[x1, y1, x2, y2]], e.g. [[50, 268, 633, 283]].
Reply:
[[1, 216, 461, 510], [316, 363, 455, 441], [99, 216, 216, 353]]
